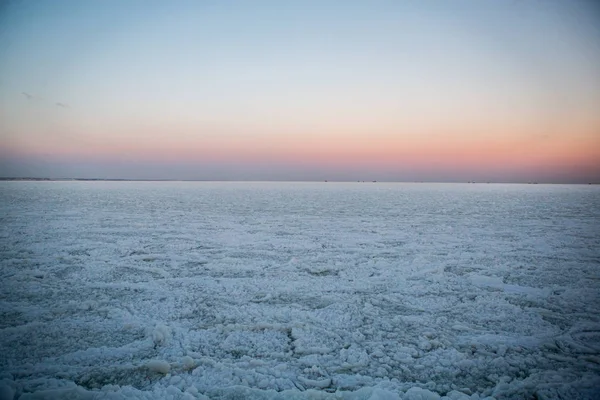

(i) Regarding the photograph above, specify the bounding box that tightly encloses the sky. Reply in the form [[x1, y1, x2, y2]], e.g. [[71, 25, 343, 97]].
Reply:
[[0, 0, 599, 182]]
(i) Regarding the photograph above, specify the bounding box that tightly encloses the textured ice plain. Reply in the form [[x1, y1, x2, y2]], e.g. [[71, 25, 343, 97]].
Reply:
[[0, 182, 599, 400]]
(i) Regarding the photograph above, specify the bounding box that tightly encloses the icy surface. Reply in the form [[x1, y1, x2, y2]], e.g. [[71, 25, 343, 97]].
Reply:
[[1, 181, 599, 399]]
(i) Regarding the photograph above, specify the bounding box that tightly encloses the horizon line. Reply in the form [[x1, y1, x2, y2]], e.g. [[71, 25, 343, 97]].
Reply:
[[0, 177, 597, 185]]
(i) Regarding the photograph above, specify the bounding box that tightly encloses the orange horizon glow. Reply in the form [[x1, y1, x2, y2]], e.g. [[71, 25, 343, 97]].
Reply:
[[2, 1, 600, 181], [4, 122, 599, 176]]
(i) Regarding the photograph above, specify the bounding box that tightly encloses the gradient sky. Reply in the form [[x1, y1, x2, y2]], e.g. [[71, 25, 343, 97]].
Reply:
[[1, 0, 599, 182]]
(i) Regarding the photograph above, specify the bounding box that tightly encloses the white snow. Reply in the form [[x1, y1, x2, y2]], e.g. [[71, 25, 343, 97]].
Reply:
[[1, 181, 599, 399], [404, 387, 440, 400], [146, 360, 171, 374], [180, 356, 196, 371]]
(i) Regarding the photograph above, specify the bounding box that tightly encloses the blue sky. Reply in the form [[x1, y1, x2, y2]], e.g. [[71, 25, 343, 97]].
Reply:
[[1, 0, 599, 181]]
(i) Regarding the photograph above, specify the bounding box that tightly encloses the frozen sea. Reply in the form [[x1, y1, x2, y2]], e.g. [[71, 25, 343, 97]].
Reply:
[[0, 182, 599, 400]]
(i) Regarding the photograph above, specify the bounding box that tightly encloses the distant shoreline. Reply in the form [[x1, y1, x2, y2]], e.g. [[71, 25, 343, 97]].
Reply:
[[0, 177, 597, 185]]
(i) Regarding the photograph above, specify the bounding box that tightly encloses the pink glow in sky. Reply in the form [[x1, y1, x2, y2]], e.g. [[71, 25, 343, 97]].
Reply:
[[1, 0, 599, 182]]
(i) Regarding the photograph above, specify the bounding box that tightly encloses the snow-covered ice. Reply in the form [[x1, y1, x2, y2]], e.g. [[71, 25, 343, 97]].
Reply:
[[1, 181, 599, 399]]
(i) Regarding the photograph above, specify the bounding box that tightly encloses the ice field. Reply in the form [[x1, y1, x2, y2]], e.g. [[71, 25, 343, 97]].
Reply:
[[0, 181, 599, 400]]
